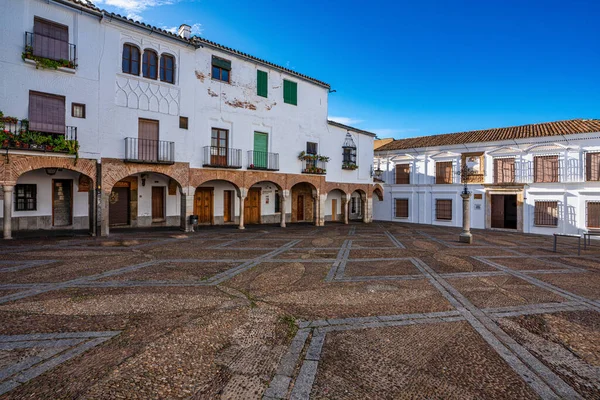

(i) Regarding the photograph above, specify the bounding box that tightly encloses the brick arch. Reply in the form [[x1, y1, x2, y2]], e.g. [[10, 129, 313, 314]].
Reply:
[[370, 183, 384, 199], [347, 185, 369, 198], [372, 186, 384, 201], [102, 159, 188, 193], [323, 182, 350, 196], [286, 174, 324, 192], [189, 169, 244, 191], [3, 155, 96, 186], [244, 171, 286, 191]]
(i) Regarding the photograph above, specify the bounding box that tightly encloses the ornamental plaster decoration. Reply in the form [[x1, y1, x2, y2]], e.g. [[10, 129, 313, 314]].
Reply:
[[115, 75, 180, 115]]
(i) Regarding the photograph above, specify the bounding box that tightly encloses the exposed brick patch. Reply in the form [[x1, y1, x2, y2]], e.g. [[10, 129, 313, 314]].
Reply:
[[224, 99, 257, 110]]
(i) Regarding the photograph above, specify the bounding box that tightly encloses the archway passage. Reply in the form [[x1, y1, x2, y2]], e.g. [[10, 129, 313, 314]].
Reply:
[[246, 181, 284, 225], [349, 189, 367, 221], [2, 167, 95, 238], [325, 189, 346, 224], [291, 182, 317, 224], [193, 179, 240, 226], [106, 172, 182, 231]]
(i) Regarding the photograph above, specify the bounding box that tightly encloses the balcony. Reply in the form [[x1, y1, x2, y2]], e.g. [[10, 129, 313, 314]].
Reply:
[[23, 32, 77, 70], [203, 146, 242, 169], [0, 118, 78, 155], [462, 173, 485, 184], [124, 137, 175, 164], [247, 151, 279, 171], [301, 159, 328, 175]]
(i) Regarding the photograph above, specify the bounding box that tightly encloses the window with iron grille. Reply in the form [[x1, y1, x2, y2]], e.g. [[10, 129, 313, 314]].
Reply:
[[534, 201, 558, 226], [494, 158, 515, 183], [586, 152, 600, 181], [122, 43, 140, 75], [534, 155, 559, 183], [587, 202, 600, 228], [394, 198, 409, 218], [142, 49, 158, 79], [435, 162, 453, 184], [33, 17, 69, 62], [395, 164, 410, 184], [29, 91, 65, 134], [435, 199, 452, 220], [15, 184, 37, 211], [160, 54, 175, 84]]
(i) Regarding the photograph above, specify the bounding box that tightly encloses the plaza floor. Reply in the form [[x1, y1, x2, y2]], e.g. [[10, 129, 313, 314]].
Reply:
[[0, 222, 599, 399]]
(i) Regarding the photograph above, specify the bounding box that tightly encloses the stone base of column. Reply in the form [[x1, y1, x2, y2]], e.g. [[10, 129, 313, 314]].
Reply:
[[459, 232, 473, 244]]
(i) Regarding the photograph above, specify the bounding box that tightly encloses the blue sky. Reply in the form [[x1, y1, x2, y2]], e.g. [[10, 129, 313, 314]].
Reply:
[[96, 0, 600, 139]]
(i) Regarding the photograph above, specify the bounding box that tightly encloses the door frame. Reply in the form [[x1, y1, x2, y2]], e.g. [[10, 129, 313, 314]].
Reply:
[[194, 187, 214, 225], [331, 198, 337, 222], [244, 187, 262, 224], [109, 183, 131, 226], [52, 179, 73, 227], [484, 186, 524, 232], [223, 190, 234, 223], [151, 186, 165, 222], [297, 194, 305, 221]]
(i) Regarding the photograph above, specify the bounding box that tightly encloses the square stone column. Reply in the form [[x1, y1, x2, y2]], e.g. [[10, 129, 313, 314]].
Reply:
[[238, 188, 247, 230], [3, 185, 14, 239], [180, 186, 195, 232], [280, 190, 289, 228]]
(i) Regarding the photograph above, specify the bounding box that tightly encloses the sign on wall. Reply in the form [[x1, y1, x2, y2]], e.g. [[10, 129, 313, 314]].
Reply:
[[78, 174, 91, 192]]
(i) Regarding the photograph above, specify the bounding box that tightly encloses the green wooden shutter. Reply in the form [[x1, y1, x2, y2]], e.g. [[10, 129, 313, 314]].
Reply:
[[257, 70, 268, 97], [253, 132, 268, 168], [283, 80, 297, 105]]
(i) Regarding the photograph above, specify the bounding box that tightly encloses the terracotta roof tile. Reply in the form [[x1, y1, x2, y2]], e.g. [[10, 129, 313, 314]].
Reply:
[[376, 119, 600, 151]]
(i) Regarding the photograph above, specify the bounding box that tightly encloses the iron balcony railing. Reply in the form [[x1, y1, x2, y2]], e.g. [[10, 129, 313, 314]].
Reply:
[[203, 146, 242, 168], [124, 137, 175, 164], [301, 159, 327, 175], [247, 150, 279, 171], [24, 32, 77, 69]]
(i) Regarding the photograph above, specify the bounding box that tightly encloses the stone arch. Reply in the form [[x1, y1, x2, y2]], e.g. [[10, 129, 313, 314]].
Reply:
[[244, 172, 286, 192], [189, 169, 244, 194], [349, 188, 368, 222], [102, 159, 188, 194]]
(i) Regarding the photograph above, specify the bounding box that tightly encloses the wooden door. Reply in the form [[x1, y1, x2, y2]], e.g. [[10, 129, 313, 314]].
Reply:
[[109, 184, 130, 226], [211, 128, 228, 166], [253, 132, 268, 169], [52, 179, 72, 227], [223, 190, 233, 222], [331, 199, 337, 221], [138, 119, 159, 161], [152, 187, 165, 221], [297, 195, 304, 221], [491, 195, 505, 229], [244, 188, 261, 224], [195, 188, 213, 224]]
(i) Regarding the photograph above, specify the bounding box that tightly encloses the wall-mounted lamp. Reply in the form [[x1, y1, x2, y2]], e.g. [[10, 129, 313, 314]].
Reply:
[[141, 173, 148, 187], [45, 168, 58, 176]]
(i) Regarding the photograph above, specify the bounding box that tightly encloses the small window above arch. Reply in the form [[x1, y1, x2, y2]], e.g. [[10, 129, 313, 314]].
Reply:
[[122, 43, 140, 75]]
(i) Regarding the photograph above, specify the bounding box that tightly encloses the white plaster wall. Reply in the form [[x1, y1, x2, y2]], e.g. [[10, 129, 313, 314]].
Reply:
[[375, 132, 600, 235], [324, 190, 344, 216], [135, 173, 180, 218], [198, 180, 238, 218]]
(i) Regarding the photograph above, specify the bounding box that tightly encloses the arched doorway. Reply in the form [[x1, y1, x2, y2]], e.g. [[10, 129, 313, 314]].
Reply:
[[290, 182, 317, 224], [108, 172, 182, 229], [325, 189, 346, 224], [4, 167, 94, 235], [349, 189, 367, 221], [194, 179, 240, 225]]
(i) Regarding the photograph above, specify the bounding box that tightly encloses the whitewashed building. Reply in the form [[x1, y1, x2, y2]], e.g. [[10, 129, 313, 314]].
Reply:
[[373, 119, 600, 235], [0, 0, 381, 239]]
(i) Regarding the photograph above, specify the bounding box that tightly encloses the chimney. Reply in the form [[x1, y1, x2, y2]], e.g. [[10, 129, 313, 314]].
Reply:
[[178, 24, 191, 39]]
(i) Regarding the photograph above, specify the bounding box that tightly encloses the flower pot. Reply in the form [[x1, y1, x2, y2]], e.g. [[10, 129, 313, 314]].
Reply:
[[2, 140, 9, 148]]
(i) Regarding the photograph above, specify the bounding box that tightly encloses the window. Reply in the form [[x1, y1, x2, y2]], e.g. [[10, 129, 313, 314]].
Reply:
[[257, 70, 268, 97], [435, 161, 453, 184], [122, 44, 140, 75], [394, 199, 409, 218], [436, 199, 452, 220], [29, 91, 65, 134], [275, 191, 281, 213], [211, 128, 228, 148], [142, 50, 158, 79], [534, 155, 559, 183], [33, 17, 68, 61], [494, 158, 515, 183], [395, 164, 410, 184], [534, 201, 558, 226], [179, 116, 188, 130], [283, 79, 297, 105], [160, 54, 175, 83], [15, 184, 37, 211], [587, 202, 600, 228], [212, 56, 231, 82], [71, 103, 85, 118], [586, 152, 600, 181], [306, 142, 318, 155]]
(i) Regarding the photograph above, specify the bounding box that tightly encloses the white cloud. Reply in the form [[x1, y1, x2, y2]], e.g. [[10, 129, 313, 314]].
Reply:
[[95, 0, 177, 21], [161, 22, 202, 35], [329, 116, 364, 125]]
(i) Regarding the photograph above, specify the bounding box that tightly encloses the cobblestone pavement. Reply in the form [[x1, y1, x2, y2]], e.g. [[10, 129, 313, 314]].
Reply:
[[0, 223, 599, 399]]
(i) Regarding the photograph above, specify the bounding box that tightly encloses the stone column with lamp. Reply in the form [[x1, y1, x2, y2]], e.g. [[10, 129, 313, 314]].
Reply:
[[458, 157, 478, 244]]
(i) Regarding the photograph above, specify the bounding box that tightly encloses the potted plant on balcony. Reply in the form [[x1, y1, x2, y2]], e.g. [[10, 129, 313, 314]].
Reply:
[[0, 131, 9, 148]]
